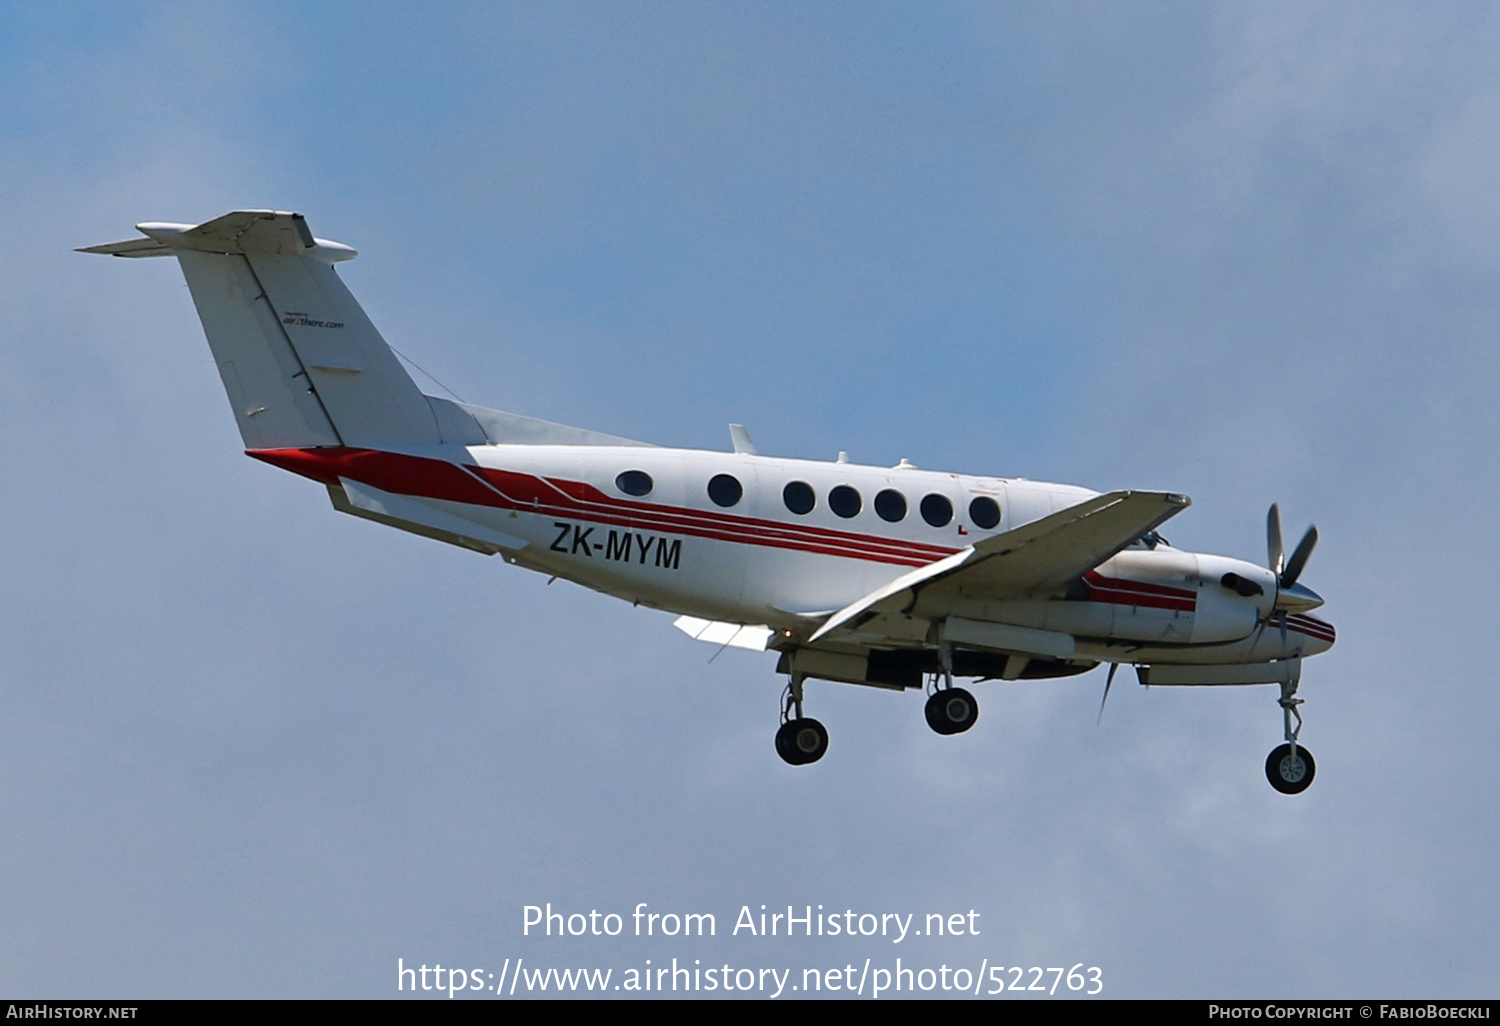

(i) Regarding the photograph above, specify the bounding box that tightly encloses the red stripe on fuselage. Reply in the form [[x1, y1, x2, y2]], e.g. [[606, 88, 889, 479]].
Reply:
[[469, 465, 954, 563], [250, 446, 500, 504], [249, 447, 961, 567]]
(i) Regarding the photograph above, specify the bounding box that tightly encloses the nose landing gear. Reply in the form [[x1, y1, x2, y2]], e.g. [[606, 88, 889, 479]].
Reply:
[[1266, 743, 1315, 794], [1265, 665, 1315, 794]]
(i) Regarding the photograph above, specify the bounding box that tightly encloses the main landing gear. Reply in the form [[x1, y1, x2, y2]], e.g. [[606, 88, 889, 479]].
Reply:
[[924, 641, 978, 735], [775, 674, 828, 766], [1265, 667, 1316, 794], [775, 646, 984, 764], [925, 688, 978, 735]]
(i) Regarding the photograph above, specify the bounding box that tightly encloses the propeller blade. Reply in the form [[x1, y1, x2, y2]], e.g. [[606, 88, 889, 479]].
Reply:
[[1097, 663, 1119, 726], [1267, 503, 1284, 575], [1281, 524, 1318, 589]]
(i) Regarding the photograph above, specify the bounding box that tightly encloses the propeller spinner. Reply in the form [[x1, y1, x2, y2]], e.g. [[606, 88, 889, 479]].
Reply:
[[1267, 504, 1323, 612]]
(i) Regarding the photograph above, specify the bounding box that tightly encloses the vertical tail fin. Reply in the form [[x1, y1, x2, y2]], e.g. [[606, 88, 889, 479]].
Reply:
[[80, 211, 446, 451]]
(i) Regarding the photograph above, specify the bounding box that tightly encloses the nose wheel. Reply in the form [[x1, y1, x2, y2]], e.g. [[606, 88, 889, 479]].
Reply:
[[1266, 743, 1315, 793], [775, 673, 828, 765], [1266, 663, 1315, 794]]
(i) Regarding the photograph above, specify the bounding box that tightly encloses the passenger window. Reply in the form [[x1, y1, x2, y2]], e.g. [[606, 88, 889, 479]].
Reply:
[[874, 489, 907, 523], [829, 485, 862, 519], [707, 473, 743, 508], [616, 470, 653, 497], [969, 496, 1000, 530], [920, 493, 953, 527], [783, 481, 816, 515]]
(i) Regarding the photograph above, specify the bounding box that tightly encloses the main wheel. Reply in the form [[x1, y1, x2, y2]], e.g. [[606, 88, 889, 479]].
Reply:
[[775, 718, 829, 765], [924, 688, 979, 736], [1265, 743, 1316, 794]]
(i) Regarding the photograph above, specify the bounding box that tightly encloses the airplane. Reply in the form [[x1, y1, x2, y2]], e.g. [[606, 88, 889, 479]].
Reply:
[[81, 210, 1335, 793]]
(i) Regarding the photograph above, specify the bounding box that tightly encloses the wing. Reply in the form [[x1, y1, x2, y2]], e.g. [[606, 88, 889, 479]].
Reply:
[[959, 489, 1190, 594], [673, 616, 777, 651], [809, 490, 1189, 643]]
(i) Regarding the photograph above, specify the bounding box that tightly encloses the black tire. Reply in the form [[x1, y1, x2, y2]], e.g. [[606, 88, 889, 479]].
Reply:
[[775, 718, 829, 765], [774, 720, 805, 764], [1265, 743, 1316, 794], [924, 688, 979, 735]]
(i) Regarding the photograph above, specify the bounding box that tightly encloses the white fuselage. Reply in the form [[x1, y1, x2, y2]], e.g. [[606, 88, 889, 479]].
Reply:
[[344, 441, 1333, 663]]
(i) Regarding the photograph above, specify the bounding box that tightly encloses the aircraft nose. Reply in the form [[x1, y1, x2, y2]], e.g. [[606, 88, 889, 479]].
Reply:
[[1276, 581, 1324, 613]]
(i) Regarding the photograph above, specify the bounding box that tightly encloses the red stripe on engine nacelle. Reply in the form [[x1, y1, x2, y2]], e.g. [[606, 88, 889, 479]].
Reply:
[[1082, 570, 1196, 612], [1283, 615, 1336, 643]]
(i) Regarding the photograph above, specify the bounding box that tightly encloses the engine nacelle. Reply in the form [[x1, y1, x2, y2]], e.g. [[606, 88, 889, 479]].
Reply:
[[1190, 554, 1277, 641], [1086, 550, 1274, 644]]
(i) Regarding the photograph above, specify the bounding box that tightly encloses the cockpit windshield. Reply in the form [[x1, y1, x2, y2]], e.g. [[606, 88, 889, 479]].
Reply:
[[1129, 530, 1170, 550]]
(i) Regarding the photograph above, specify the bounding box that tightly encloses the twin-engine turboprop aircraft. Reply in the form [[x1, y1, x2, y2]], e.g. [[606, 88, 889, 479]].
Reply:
[[82, 211, 1335, 793]]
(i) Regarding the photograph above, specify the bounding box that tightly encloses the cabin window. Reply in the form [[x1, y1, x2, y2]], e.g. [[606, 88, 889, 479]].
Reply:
[[783, 481, 816, 515], [829, 485, 862, 519], [707, 473, 743, 508], [616, 470, 653, 497], [920, 493, 953, 527], [969, 496, 1000, 530], [874, 489, 907, 522]]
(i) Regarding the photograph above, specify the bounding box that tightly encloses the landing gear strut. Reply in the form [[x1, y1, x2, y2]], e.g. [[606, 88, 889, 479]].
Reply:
[[1266, 665, 1315, 794], [775, 673, 828, 766], [924, 639, 978, 736]]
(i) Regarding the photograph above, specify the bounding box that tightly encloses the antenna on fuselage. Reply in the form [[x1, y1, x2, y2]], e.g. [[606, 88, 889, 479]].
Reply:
[[729, 424, 757, 454]]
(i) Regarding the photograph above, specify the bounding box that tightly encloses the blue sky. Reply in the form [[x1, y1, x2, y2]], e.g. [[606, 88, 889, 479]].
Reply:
[[3, 1, 1498, 998]]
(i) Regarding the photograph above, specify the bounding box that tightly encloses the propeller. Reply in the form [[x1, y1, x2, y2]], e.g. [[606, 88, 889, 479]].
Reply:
[[1266, 503, 1323, 613], [1282, 524, 1319, 590], [1096, 662, 1119, 726], [1267, 503, 1284, 577]]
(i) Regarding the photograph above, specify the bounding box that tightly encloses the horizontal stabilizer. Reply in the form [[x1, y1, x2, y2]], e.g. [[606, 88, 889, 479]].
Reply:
[[82, 210, 440, 450], [75, 237, 174, 258], [82, 210, 657, 455], [81, 211, 358, 262]]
